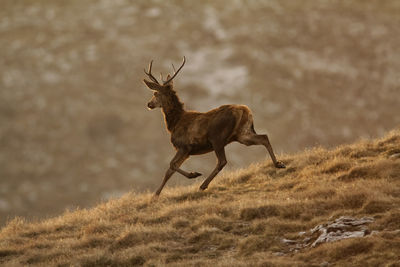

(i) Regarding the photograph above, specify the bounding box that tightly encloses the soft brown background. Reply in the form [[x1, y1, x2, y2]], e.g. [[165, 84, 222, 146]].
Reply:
[[1, 0, 399, 226]]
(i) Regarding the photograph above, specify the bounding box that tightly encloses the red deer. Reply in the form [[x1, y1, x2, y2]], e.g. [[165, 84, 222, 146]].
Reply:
[[143, 57, 285, 196]]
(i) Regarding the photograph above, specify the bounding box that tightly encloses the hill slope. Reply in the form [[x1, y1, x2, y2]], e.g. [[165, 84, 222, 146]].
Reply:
[[1, 129, 400, 266]]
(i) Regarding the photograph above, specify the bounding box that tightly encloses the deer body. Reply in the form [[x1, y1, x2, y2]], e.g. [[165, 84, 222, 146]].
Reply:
[[171, 105, 249, 155], [143, 57, 285, 196]]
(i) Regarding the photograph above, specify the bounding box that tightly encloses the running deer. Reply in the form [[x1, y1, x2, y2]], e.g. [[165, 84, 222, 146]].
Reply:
[[143, 57, 285, 196]]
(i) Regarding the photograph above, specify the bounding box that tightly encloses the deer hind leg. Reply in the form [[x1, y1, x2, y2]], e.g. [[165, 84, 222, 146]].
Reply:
[[237, 132, 285, 168], [199, 146, 227, 191]]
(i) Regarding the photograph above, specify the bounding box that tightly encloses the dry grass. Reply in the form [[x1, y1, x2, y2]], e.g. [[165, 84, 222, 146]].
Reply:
[[1, 129, 400, 266]]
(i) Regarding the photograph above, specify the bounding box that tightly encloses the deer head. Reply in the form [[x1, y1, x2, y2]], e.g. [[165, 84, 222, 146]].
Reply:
[[143, 57, 186, 110]]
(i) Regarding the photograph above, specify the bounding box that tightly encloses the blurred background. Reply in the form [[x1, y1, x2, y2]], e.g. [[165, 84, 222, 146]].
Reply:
[[1, 0, 399, 226]]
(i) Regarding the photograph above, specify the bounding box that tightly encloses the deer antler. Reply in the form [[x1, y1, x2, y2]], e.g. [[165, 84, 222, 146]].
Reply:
[[163, 56, 186, 85], [144, 60, 160, 84]]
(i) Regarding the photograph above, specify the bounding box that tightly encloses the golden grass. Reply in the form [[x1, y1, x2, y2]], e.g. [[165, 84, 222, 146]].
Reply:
[[1, 129, 400, 266]]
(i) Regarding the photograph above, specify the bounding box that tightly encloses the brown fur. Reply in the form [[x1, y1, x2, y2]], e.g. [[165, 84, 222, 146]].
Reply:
[[143, 59, 285, 195]]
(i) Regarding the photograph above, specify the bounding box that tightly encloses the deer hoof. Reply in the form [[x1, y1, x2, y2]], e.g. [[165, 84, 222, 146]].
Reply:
[[275, 161, 286, 168], [188, 172, 202, 178]]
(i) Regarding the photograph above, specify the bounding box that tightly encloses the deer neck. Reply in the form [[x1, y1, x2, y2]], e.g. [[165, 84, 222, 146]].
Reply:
[[161, 92, 185, 132]]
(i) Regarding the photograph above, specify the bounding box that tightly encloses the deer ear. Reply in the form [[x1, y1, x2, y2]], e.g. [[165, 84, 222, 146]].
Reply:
[[143, 79, 161, 91]]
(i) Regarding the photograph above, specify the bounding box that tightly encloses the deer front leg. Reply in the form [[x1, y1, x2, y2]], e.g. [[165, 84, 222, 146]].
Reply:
[[175, 167, 202, 179], [155, 150, 201, 196], [199, 147, 227, 191], [155, 168, 175, 196], [169, 149, 202, 179], [155, 150, 187, 196]]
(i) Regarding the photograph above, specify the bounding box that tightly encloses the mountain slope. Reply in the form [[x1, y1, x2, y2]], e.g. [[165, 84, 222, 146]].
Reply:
[[1, 129, 400, 266]]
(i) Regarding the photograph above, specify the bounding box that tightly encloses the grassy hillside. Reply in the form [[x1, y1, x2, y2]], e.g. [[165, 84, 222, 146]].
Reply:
[[1, 129, 400, 266]]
